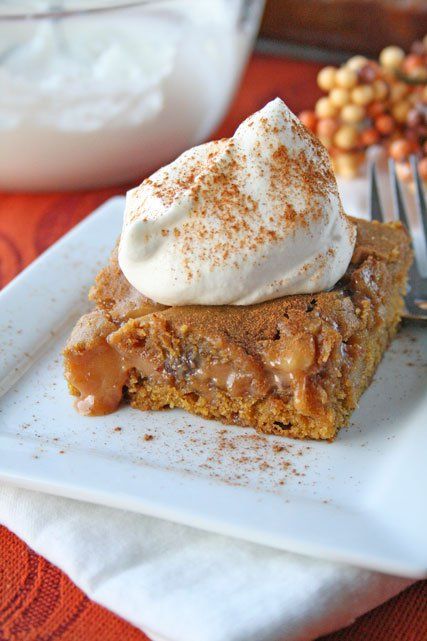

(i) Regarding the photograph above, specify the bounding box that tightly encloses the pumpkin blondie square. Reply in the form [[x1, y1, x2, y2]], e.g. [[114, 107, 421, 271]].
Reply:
[[64, 217, 411, 440]]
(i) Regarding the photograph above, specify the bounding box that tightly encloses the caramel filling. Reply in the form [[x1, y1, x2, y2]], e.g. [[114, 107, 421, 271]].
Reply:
[[65, 322, 323, 418], [65, 342, 126, 416]]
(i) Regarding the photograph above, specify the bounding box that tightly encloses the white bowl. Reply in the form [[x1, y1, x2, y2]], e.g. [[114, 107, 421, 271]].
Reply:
[[0, 0, 265, 190]]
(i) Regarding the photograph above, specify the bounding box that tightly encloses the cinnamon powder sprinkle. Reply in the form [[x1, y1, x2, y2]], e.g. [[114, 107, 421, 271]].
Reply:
[[126, 102, 342, 282]]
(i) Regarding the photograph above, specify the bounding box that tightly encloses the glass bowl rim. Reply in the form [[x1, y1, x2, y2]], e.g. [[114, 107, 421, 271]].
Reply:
[[0, 1, 174, 21]]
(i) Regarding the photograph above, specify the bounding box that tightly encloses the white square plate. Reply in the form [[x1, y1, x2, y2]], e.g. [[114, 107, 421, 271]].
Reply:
[[1, 197, 426, 578]]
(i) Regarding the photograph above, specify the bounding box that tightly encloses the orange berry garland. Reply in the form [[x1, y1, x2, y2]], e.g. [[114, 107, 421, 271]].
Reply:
[[375, 114, 395, 136], [359, 128, 380, 147], [298, 110, 317, 132], [299, 36, 427, 180], [389, 139, 413, 162], [418, 157, 427, 181]]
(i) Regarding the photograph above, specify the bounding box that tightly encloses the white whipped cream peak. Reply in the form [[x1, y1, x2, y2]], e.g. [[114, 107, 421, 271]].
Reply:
[[119, 98, 356, 306]]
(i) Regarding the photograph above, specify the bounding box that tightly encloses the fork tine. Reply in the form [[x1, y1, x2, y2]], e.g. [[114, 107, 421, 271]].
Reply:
[[368, 160, 383, 222], [387, 159, 427, 320], [390, 157, 427, 280], [388, 158, 409, 227], [409, 155, 427, 252]]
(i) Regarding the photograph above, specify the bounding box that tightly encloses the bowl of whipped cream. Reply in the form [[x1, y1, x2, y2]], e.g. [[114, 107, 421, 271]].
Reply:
[[0, 0, 265, 191]]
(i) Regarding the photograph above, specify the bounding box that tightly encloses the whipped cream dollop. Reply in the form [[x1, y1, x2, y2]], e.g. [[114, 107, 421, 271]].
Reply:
[[119, 98, 356, 306]]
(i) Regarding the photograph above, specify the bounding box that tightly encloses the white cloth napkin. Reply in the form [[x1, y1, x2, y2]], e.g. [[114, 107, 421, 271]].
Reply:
[[0, 485, 413, 641]]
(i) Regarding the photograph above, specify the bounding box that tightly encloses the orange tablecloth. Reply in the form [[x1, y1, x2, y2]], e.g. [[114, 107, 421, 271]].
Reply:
[[0, 52, 425, 641]]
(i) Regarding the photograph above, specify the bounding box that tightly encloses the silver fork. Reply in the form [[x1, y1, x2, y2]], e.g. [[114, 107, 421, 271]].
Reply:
[[369, 156, 427, 321]]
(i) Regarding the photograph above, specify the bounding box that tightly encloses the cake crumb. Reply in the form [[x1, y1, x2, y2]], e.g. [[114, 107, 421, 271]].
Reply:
[[272, 444, 285, 453]]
